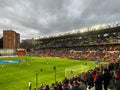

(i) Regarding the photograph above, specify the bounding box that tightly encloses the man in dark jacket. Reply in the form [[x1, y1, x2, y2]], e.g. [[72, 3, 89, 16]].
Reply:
[[94, 72, 103, 90], [103, 69, 112, 90]]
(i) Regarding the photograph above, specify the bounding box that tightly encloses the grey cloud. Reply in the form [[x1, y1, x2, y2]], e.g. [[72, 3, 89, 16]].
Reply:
[[0, 0, 120, 39], [81, 0, 120, 23]]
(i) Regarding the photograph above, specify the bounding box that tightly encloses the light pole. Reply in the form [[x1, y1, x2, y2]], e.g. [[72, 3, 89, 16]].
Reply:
[[53, 66, 56, 84]]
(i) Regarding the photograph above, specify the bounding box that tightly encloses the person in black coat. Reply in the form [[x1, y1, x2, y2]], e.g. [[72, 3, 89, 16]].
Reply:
[[87, 71, 94, 89], [94, 72, 103, 90], [103, 68, 112, 90]]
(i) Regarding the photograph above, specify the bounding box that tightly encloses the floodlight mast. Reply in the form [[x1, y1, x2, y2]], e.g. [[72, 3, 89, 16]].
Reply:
[[53, 66, 56, 84]]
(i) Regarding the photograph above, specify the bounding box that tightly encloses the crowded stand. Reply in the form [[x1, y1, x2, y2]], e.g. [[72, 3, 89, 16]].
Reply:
[[36, 26, 120, 48], [31, 25, 120, 63], [30, 24, 120, 90], [32, 44, 120, 62]]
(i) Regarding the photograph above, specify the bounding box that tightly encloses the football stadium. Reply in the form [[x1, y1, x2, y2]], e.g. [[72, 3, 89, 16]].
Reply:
[[0, 23, 120, 90]]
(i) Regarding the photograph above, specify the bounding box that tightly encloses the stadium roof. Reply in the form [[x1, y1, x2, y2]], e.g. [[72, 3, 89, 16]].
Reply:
[[35, 23, 120, 40]]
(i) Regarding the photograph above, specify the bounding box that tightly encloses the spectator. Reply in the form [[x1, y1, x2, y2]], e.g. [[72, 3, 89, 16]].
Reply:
[[79, 80, 87, 90], [94, 72, 103, 90], [113, 70, 120, 90], [103, 68, 112, 90], [71, 81, 81, 90]]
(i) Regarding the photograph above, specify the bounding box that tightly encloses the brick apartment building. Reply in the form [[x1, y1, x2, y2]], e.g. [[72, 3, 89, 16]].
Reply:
[[3, 30, 20, 49], [0, 37, 3, 48]]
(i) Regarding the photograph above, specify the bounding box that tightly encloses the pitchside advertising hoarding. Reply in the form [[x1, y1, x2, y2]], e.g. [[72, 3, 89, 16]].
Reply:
[[0, 48, 26, 56], [0, 49, 16, 56]]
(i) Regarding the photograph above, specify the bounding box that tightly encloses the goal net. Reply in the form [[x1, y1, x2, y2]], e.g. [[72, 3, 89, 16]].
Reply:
[[65, 65, 90, 78]]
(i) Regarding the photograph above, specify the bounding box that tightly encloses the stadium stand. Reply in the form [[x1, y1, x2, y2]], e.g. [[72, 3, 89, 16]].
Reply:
[[31, 23, 120, 90], [31, 25, 120, 62]]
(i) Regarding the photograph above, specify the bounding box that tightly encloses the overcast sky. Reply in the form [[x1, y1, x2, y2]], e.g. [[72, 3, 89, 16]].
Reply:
[[0, 0, 120, 40]]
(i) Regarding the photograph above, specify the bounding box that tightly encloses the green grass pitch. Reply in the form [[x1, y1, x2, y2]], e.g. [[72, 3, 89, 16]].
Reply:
[[0, 56, 107, 90]]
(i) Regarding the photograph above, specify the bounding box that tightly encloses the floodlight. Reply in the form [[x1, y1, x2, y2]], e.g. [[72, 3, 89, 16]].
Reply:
[[80, 29, 85, 33], [72, 30, 76, 33]]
